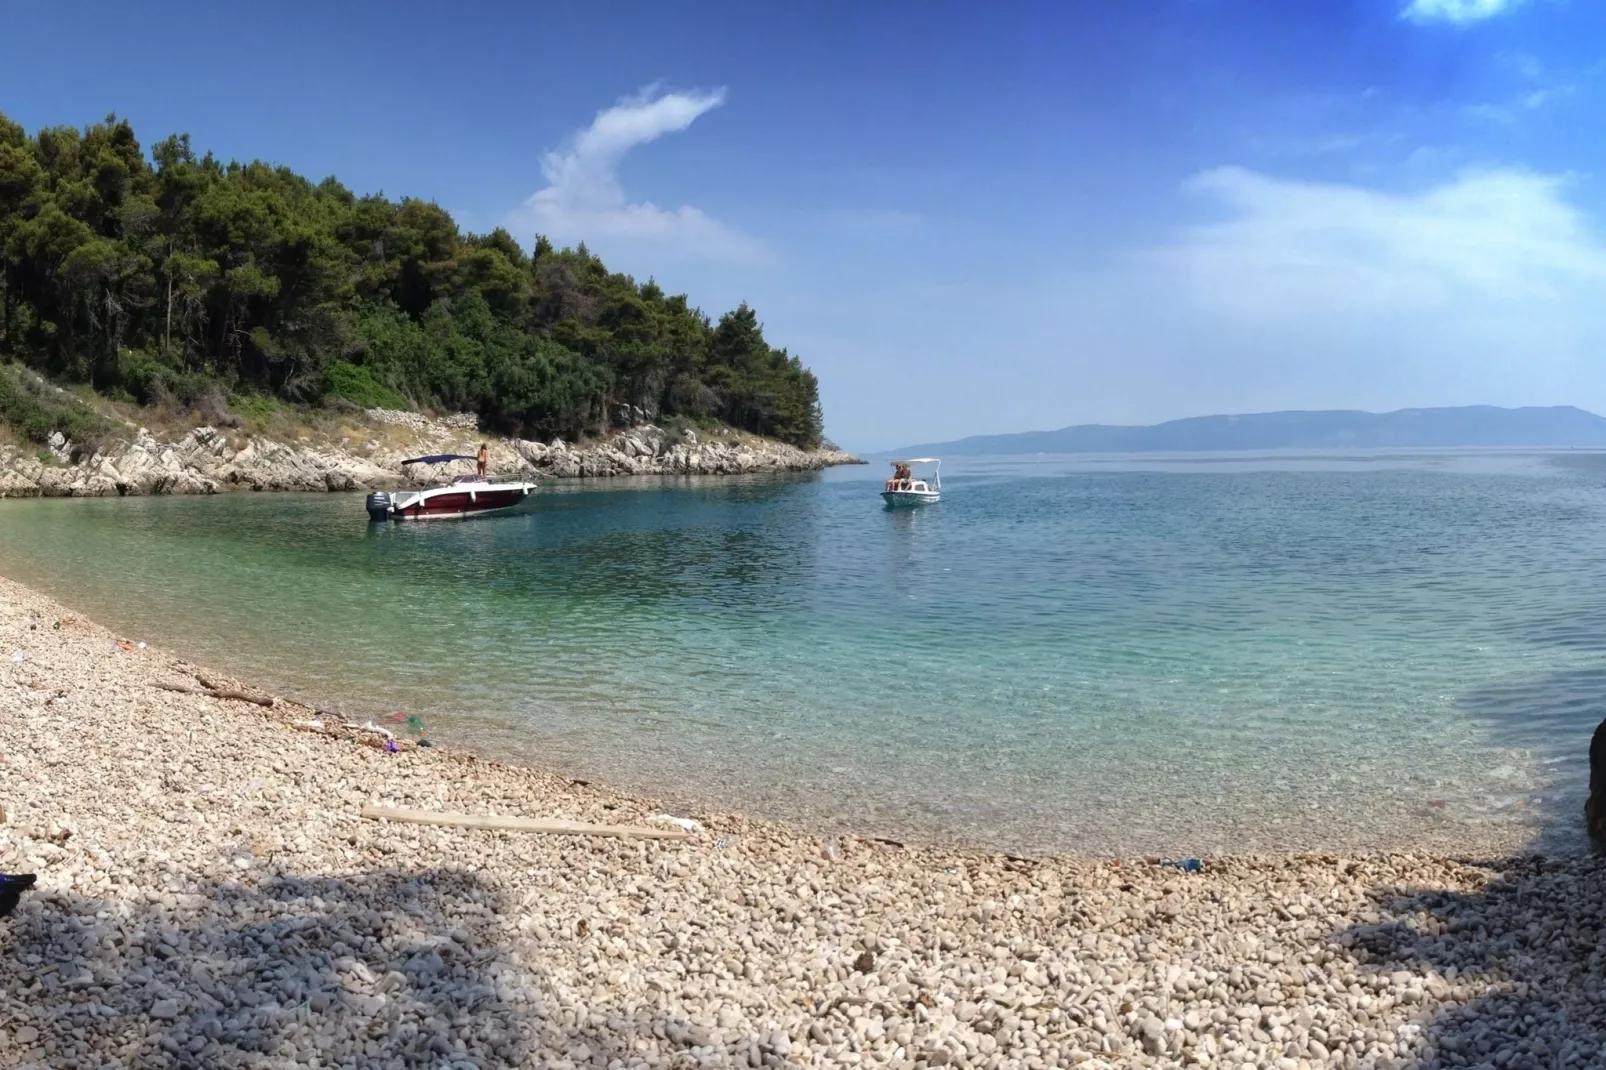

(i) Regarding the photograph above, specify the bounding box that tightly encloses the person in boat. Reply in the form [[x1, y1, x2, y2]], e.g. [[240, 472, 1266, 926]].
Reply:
[[887, 462, 911, 491], [476, 443, 489, 479]]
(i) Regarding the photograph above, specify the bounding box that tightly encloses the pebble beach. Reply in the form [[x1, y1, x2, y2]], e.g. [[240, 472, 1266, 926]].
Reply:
[[2, 573, 1603, 1070]]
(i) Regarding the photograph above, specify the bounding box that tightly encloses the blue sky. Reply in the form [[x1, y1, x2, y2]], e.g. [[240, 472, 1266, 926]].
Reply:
[[4, 0, 1606, 451]]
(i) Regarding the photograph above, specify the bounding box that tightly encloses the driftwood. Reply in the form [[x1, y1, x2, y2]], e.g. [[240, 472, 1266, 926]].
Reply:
[[155, 681, 275, 708], [195, 674, 276, 707], [360, 805, 691, 841]]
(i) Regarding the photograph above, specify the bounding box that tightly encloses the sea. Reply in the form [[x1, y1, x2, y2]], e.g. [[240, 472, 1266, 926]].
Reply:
[[3, 449, 1604, 858]]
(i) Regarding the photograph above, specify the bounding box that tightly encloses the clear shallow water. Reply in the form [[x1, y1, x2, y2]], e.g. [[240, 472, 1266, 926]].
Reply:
[[4, 450, 1606, 856]]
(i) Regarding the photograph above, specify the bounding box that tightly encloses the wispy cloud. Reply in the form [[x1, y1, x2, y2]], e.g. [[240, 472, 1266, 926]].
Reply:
[[1402, 0, 1524, 24], [1501, 52, 1546, 80], [1228, 87, 1412, 164], [1008, 165, 1606, 424], [794, 165, 1606, 448], [509, 85, 763, 261], [1460, 52, 1577, 123], [1155, 166, 1606, 315], [1462, 83, 1575, 123]]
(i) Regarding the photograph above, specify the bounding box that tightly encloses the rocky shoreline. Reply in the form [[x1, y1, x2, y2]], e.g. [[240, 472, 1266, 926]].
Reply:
[[0, 409, 860, 498], [2, 575, 1603, 1069]]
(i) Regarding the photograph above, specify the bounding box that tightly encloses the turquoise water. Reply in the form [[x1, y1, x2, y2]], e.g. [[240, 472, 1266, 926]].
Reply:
[[4, 450, 1605, 856]]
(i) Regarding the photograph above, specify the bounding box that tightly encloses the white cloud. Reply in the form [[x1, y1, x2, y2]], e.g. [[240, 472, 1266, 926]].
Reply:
[[1010, 165, 1606, 428], [767, 165, 1606, 449], [509, 86, 763, 261], [1154, 166, 1606, 315], [1403, 0, 1523, 24], [1462, 84, 1574, 123]]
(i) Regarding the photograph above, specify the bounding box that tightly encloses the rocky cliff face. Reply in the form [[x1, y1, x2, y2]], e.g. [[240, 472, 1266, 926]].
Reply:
[[0, 411, 860, 497]]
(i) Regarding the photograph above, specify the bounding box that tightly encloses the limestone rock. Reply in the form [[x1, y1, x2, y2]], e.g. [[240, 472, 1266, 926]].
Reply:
[[0, 410, 859, 497]]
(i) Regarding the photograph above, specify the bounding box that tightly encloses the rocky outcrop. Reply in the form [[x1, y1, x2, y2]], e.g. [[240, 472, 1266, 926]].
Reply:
[[0, 415, 860, 498], [364, 408, 478, 432], [507, 424, 857, 479]]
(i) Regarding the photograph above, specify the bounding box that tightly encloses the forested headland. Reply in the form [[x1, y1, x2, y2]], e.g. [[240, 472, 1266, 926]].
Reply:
[[0, 112, 823, 449]]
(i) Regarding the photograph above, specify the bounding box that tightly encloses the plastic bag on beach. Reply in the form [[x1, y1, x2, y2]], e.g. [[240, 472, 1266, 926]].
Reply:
[[649, 814, 702, 833]]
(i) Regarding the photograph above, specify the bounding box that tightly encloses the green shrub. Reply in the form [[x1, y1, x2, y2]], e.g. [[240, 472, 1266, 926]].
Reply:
[[115, 356, 239, 426], [0, 363, 116, 456], [322, 361, 409, 410], [228, 392, 282, 425]]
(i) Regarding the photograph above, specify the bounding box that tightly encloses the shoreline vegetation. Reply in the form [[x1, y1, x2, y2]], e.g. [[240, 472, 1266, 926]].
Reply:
[[3, 575, 1604, 1068], [0, 112, 827, 474]]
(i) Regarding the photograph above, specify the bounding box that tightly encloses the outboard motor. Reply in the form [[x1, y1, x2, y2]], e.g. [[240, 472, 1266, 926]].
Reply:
[[365, 491, 393, 522]]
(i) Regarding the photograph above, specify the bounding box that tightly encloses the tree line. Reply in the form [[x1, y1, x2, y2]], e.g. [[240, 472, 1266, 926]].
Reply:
[[0, 112, 823, 447]]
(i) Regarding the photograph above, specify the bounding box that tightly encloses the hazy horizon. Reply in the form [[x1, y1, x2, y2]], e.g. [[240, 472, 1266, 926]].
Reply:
[[6, 0, 1606, 452], [888, 401, 1606, 451]]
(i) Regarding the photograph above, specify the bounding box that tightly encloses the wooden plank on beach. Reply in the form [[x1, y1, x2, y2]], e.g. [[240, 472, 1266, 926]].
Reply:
[[155, 681, 275, 707], [359, 805, 692, 841]]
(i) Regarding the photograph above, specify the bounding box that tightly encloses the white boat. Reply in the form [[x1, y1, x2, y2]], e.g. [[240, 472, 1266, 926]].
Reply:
[[881, 457, 941, 507]]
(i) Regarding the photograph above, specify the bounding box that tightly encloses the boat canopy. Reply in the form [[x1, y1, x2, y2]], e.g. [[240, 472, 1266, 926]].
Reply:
[[890, 457, 939, 465], [400, 453, 476, 466]]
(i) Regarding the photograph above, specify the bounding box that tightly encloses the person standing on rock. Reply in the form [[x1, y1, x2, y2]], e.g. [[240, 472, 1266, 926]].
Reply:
[[476, 443, 489, 479]]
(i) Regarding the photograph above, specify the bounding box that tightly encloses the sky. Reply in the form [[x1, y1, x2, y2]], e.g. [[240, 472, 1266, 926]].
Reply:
[[4, 0, 1606, 451]]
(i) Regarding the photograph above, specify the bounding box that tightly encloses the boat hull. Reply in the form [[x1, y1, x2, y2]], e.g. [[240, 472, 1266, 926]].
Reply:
[[381, 484, 538, 521], [881, 490, 940, 507]]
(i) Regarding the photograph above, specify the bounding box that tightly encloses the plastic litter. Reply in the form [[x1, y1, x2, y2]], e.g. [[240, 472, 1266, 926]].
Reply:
[[9, 649, 23, 663], [384, 739, 399, 753], [388, 712, 427, 739], [649, 814, 702, 833], [1160, 858, 1203, 873], [346, 721, 394, 739]]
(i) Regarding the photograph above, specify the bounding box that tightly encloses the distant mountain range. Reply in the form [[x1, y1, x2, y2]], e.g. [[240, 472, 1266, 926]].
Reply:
[[889, 406, 1606, 457]]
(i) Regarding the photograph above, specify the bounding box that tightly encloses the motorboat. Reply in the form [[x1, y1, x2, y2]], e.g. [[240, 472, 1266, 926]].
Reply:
[[881, 457, 941, 507], [366, 454, 538, 522]]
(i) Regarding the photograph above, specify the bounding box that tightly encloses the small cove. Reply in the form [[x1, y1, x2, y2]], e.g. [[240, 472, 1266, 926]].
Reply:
[[3, 450, 1604, 856]]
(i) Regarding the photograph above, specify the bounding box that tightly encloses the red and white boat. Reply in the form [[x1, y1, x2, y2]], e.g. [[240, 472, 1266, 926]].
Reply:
[[366, 454, 538, 522]]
